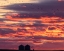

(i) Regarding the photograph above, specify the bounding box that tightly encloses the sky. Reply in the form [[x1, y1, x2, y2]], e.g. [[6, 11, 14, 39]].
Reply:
[[0, 0, 64, 50]]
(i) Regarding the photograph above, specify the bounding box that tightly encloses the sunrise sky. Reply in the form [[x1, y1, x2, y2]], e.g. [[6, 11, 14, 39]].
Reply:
[[0, 0, 64, 50]]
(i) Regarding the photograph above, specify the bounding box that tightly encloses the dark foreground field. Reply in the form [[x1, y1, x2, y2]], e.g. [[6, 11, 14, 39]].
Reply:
[[0, 49, 63, 51]]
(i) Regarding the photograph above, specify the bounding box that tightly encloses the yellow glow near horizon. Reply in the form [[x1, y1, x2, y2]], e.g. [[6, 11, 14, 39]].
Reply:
[[0, 0, 38, 6], [0, 0, 38, 18]]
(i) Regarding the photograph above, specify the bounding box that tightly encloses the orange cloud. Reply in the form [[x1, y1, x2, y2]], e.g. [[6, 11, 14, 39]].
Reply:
[[0, 14, 63, 38]]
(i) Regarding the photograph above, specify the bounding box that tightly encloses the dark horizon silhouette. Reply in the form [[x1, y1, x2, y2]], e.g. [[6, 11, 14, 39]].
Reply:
[[0, 44, 63, 51], [19, 45, 24, 50], [19, 44, 31, 51], [25, 45, 30, 50]]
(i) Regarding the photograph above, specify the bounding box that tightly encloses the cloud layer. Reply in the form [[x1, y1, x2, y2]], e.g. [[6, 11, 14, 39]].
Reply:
[[0, 0, 64, 50]]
